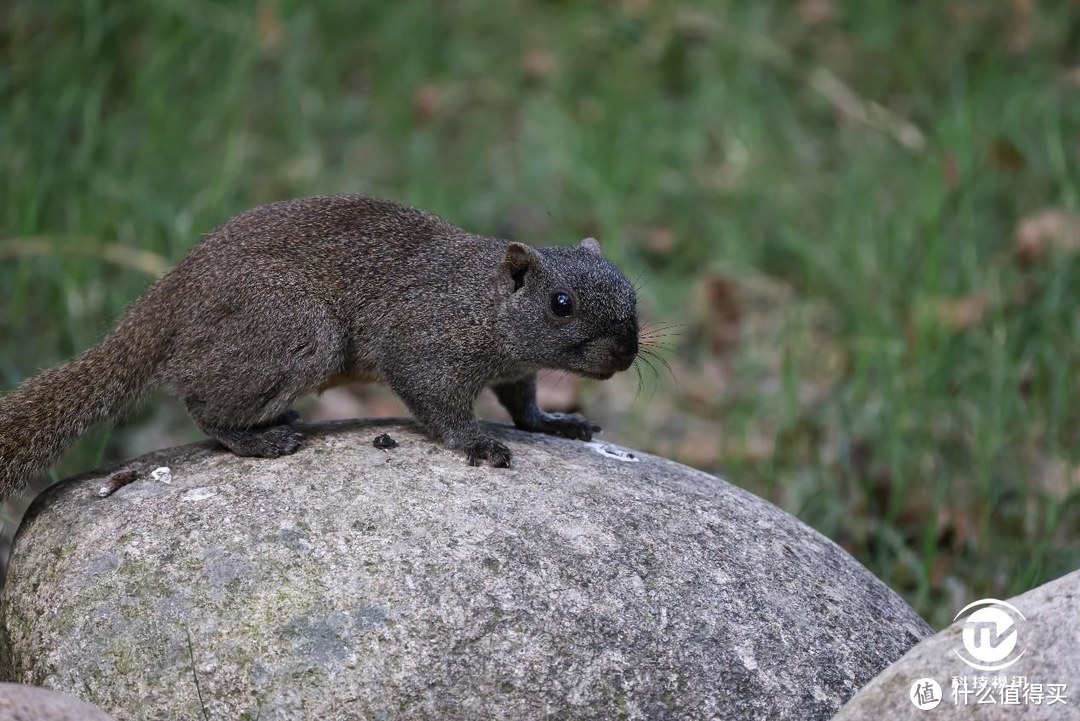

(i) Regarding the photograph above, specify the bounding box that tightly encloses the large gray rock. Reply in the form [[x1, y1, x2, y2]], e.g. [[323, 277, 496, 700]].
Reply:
[[1, 419, 930, 720], [834, 568, 1080, 720]]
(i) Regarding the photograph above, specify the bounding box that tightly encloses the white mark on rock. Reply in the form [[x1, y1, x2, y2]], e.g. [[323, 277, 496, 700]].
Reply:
[[585, 442, 640, 462], [150, 466, 172, 484], [735, 641, 759, 671], [181, 488, 216, 502]]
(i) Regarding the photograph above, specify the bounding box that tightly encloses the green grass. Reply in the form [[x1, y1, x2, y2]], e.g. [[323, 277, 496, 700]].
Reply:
[[3, 0, 1080, 628]]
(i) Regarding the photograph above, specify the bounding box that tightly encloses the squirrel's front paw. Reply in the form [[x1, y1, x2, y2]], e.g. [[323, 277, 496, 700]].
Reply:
[[464, 437, 513, 468], [530, 412, 601, 442]]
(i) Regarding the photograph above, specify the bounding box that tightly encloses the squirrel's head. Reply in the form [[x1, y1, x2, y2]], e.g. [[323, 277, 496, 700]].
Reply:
[[496, 238, 638, 378]]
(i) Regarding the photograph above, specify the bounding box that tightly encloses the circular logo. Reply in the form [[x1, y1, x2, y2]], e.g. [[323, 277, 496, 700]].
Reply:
[[909, 678, 942, 710], [953, 598, 1026, 671]]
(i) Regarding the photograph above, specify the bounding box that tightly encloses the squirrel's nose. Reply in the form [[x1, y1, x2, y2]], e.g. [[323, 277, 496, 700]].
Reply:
[[610, 335, 639, 366]]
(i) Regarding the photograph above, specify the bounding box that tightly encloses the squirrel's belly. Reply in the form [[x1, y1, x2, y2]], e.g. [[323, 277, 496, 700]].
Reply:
[[316, 369, 385, 393]]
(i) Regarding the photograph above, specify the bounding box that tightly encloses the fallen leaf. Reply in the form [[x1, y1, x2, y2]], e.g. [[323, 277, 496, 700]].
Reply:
[[621, 0, 653, 15], [522, 48, 557, 82], [643, 226, 676, 254], [989, 137, 1026, 173], [1018, 371, 1033, 399], [256, 1, 283, 55], [1015, 208, 1080, 264], [1007, 0, 1035, 54], [935, 294, 990, 331], [942, 152, 959, 190], [695, 275, 742, 354], [675, 8, 720, 41], [412, 84, 443, 124], [1029, 456, 1080, 502], [948, 1, 988, 26], [1062, 66, 1080, 88], [796, 0, 834, 26]]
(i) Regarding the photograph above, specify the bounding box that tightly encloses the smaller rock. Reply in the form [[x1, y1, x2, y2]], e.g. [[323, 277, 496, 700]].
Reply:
[[834, 569, 1080, 720], [0, 683, 115, 720]]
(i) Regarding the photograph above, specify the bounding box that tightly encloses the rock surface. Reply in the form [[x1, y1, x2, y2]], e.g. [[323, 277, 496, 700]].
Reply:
[[1, 419, 930, 720], [834, 568, 1080, 720], [0, 682, 115, 720]]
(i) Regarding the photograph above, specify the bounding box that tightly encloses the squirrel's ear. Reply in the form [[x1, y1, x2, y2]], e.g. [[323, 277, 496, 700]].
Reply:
[[500, 242, 540, 293], [579, 237, 602, 256]]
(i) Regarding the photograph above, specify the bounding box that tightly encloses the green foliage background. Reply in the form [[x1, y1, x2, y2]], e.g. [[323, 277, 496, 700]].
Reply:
[[3, 0, 1080, 627]]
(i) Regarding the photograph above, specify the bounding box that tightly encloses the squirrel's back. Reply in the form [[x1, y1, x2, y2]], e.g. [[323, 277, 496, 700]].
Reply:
[[172, 195, 505, 307], [188, 195, 464, 261]]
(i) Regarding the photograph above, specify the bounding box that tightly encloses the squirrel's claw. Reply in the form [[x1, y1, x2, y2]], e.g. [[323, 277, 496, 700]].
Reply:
[[533, 412, 599, 442], [464, 437, 513, 468]]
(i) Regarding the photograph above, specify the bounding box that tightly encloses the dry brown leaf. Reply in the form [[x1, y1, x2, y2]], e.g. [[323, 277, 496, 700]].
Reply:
[[1029, 456, 1080, 502], [988, 138, 1026, 173], [675, 8, 721, 40], [935, 506, 976, 549], [522, 48, 558, 82], [935, 294, 990, 331], [1008, 0, 1035, 54], [1062, 66, 1080, 88], [621, 0, 653, 15], [643, 226, 676, 254], [256, 1, 283, 55], [695, 275, 743, 354], [942, 152, 959, 190], [1015, 208, 1080, 264], [929, 554, 954, 587], [412, 84, 443, 125], [809, 67, 926, 152], [796, 0, 834, 26]]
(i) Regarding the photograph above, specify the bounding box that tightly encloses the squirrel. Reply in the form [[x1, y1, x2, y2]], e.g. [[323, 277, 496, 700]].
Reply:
[[0, 195, 639, 503]]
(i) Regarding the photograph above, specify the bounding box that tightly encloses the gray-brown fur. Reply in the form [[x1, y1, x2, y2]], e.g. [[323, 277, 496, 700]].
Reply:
[[0, 195, 638, 502]]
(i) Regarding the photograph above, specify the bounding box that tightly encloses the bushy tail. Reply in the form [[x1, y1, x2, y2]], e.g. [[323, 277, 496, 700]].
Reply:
[[0, 294, 170, 504]]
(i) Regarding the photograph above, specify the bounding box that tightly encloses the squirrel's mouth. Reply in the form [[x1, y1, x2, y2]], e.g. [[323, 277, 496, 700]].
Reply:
[[571, 335, 637, 379], [578, 369, 616, 380]]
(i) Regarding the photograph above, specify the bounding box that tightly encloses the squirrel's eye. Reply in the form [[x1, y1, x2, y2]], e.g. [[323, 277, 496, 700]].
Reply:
[[550, 291, 574, 318]]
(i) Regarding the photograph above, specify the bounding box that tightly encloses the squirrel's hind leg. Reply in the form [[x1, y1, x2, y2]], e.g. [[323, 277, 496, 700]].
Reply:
[[202, 421, 303, 458], [169, 301, 345, 458], [185, 399, 305, 458]]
